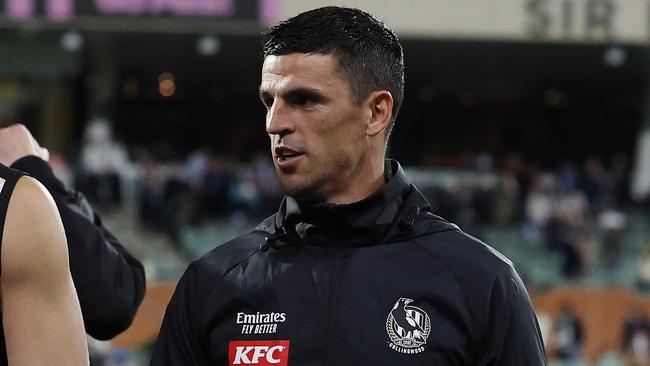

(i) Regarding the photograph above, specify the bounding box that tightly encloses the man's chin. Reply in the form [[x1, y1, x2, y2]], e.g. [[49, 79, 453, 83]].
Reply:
[[282, 187, 309, 201], [280, 182, 319, 203]]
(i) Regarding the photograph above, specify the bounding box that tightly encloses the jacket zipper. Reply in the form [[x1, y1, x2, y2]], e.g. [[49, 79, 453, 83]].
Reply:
[[326, 250, 343, 365]]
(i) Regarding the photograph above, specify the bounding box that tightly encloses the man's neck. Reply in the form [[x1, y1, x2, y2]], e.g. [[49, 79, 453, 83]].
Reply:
[[319, 157, 387, 205]]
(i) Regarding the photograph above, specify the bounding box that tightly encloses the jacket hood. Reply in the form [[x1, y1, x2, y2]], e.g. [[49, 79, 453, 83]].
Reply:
[[255, 159, 458, 250]]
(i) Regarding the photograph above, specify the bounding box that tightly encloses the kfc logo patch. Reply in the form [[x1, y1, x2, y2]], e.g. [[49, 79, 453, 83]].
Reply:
[[229, 340, 290, 366]]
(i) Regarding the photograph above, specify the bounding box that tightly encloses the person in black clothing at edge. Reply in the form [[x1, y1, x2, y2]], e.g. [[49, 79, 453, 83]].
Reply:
[[0, 160, 88, 365], [150, 6, 547, 366], [0, 124, 146, 341]]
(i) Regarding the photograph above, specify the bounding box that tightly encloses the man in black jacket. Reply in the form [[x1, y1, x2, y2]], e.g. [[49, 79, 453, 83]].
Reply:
[[151, 6, 547, 365], [0, 123, 145, 340]]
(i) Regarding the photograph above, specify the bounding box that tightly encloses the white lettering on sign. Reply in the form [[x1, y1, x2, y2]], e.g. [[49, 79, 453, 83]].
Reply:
[[94, 0, 234, 17], [280, 0, 650, 44], [46, 0, 74, 21], [6, 0, 35, 20], [4, 0, 235, 21], [7, 0, 74, 21], [526, 0, 618, 40]]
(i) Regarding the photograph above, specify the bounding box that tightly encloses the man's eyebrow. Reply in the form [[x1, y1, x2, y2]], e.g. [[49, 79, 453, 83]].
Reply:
[[259, 86, 324, 96], [283, 87, 325, 98], [259, 86, 329, 105], [282, 88, 330, 106]]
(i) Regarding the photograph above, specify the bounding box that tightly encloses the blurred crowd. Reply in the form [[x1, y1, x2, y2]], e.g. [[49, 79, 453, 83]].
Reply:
[[54, 119, 284, 248], [418, 151, 639, 281], [135, 147, 283, 244], [536, 304, 650, 366]]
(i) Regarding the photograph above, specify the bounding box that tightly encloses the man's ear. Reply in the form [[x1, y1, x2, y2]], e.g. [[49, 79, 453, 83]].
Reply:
[[365, 90, 393, 137]]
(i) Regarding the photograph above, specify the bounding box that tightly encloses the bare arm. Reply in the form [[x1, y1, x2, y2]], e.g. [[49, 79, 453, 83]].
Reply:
[[1, 176, 88, 366], [2, 124, 146, 339]]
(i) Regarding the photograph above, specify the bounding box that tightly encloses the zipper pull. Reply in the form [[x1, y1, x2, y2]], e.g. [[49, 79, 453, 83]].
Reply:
[[260, 226, 288, 252], [397, 206, 421, 232]]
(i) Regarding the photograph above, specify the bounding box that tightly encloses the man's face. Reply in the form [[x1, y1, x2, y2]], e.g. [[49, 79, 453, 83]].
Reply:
[[260, 53, 370, 203]]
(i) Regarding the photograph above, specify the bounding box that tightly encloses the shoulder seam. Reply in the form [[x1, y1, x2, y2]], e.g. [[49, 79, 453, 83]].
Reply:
[[409, 235, 480, 350], [197, 232, 265, 315]]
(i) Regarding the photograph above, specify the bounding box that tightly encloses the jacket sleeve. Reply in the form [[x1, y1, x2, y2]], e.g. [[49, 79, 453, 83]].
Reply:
[[150, 263, 206, 366], [475, 265, 548, 366], [11, 156, 146, 340]]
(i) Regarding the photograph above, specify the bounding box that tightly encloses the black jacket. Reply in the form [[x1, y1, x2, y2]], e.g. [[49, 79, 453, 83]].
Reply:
[[150, 160, 546, 365], [11, 156, 146, 340]]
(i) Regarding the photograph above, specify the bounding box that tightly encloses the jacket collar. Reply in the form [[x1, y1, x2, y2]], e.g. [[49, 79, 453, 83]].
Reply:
[[265, 159, 430, 247]]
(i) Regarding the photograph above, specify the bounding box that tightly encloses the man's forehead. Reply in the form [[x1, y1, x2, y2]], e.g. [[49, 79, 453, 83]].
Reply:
[[262, 53, 335, 71], [260, 53, 342, 89]]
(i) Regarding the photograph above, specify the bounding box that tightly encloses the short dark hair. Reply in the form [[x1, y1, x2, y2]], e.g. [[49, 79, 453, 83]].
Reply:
[[262, 6, 405, 138]]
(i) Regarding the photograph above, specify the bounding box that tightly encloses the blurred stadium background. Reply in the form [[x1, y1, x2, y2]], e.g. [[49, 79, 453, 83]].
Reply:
[[2, 0, 650, 364]]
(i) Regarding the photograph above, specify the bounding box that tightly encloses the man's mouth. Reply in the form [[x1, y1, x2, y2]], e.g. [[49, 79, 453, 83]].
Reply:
[[278, 152, 302, 161], [274, 146, 304, 162]]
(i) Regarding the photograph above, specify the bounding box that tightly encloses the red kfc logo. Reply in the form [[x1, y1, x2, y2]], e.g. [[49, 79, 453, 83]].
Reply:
[[228, 340, 290, 365]]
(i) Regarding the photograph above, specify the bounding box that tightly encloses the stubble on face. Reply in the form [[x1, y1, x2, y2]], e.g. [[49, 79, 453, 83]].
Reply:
[[260, 53, 372, 204]]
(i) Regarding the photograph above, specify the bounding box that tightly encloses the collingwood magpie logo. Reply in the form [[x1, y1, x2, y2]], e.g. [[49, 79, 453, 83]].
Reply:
[[386, 298, 431, 354]]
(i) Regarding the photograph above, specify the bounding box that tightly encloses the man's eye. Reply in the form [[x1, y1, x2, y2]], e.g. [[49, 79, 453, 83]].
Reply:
[[291, 95, 316, 106], [296, 96, 310, 104]]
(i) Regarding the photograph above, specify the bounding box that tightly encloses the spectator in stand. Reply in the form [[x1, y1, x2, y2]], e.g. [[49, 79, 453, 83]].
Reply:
[[544, 212, 583, 277], [608, 153, 631, 209], [138, 153, 162, 230], [135, 152, 184, 246], [518, 160, 539, 213], [78, 118, 130, 211], [492, 156, 521, 226], [552, 304, 584, 361], [623, 307, 650, 366], [556, 187, 588, 229], [599, 210, 627, 270], [203, 153, 233, 217], [557, 162, 579, 193], [556, 184, 592, 275], [579, 156, 607, 215], [470, 152, 497, 225], [526, 172, 556, 240], [251, 152, 283, 217], [182, 147, 210, 224], [183, 147, 210, 189], [228, 169, 262, 219]]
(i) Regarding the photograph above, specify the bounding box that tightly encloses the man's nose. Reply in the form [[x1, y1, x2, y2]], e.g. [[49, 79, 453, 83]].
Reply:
[[265, 100, 294, 137]]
